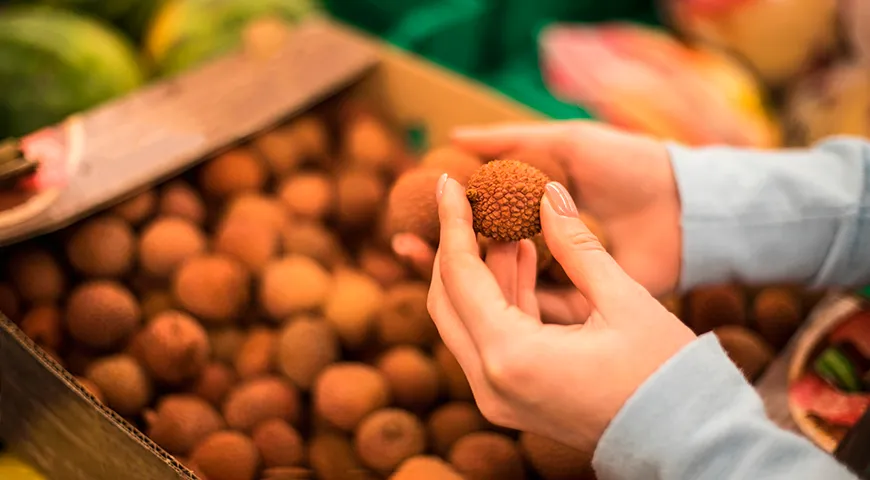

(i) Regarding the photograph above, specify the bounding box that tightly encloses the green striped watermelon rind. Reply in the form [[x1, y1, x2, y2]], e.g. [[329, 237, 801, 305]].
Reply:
[[0, 6, 145, 138]]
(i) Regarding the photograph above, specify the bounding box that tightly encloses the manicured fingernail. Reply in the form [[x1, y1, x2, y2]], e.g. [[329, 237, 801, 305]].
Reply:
[[436, 173, 449, 201], [545, 182, 578, 218]]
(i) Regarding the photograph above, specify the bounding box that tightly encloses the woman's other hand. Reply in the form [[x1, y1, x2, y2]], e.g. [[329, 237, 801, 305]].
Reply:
[[452, 121, 681, 297]]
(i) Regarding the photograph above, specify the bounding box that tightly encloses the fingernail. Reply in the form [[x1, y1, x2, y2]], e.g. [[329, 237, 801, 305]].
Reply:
[[545, 182, 579, 218], [436, 173, 449, 201]]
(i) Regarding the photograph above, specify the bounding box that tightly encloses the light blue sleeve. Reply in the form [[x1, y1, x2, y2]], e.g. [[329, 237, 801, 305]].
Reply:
[[592, 334, 858, 480], [667, 137, 870, 291]]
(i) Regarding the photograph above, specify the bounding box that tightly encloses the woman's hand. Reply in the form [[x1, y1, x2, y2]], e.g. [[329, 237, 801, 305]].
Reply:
[[452, 121, 681, 297], [395, 121, 682, 324], [428, 173, 696, 455]]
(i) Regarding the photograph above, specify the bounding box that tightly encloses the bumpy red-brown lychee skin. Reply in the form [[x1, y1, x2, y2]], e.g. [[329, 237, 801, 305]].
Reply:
[[465, 159, 549, 242]]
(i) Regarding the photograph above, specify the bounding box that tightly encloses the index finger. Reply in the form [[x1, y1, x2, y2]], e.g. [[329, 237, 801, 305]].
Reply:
[[437, 177, 511, 342], [451, 122, 576, 157]]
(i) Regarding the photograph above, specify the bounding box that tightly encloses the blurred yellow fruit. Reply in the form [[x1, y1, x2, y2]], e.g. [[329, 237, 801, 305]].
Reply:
[[0, 454, 46, 480], [666, 0, 838, 87]]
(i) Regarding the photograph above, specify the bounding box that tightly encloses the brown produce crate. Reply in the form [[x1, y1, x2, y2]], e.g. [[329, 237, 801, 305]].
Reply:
[[0, 17, 542, 480]]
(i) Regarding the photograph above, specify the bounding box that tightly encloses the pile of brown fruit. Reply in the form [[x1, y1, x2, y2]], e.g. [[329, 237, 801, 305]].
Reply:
[[0, 97, 824, 480]]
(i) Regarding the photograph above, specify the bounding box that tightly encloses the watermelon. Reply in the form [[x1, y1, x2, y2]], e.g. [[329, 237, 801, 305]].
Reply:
[[34, 0, 166, 43], [39, 0, 139, 22], [0, 7, 145, 138], [145, 0, 320, 77]]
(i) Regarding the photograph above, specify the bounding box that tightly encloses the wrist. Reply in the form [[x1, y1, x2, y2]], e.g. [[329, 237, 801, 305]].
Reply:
[[592, 333, 754, 478]]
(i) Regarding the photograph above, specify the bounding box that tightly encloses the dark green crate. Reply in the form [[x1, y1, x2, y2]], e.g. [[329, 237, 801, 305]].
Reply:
[[323, 0, 487, 74], [486, 52, 593, 120], [385, 0, 487, 75], [493, 0, 659, 62], [323, 0, 663, 118]]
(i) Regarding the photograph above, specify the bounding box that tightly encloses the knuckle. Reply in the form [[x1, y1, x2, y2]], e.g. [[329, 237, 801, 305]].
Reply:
[[440, 252, 473, 279], [443, 213, 473, 234], [565, 228, 606, 253], [477, 401, 512, 428], [426, 291, 438, 318], [483, 347, 531, 390]]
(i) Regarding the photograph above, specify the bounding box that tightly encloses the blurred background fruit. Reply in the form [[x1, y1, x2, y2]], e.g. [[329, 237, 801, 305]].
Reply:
[[782, 61, 870, 146], [540, 23, 781, 147], [0, 6, 144, 137], [663, 0, 840, 88], [144, 0, 321, 76]]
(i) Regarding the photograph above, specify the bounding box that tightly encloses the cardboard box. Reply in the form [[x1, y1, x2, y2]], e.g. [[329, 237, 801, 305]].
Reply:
[[0, 17, 541, 480]]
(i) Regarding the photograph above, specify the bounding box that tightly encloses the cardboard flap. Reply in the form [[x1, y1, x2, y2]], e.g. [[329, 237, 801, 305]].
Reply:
[[0, 17, 379, 246], [0, 317, 196, 480]]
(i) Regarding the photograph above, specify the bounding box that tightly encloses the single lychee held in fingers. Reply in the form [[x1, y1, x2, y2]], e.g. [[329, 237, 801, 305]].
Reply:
[[465, 160, 550, 242]]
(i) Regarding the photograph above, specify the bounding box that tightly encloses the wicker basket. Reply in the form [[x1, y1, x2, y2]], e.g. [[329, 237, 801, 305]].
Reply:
[[787, 293, 865, 452]]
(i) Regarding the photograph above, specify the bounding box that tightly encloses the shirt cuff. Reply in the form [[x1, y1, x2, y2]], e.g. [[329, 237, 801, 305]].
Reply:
[[592, 333, 857, 480], [591, 333, 758, 479], [666, 141, 869, 291]]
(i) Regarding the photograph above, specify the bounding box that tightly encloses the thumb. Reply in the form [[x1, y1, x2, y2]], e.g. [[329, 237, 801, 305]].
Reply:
[[540, 182, 646, 314]]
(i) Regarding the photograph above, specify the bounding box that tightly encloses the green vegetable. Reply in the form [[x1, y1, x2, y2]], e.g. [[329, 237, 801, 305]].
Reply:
[[814, 346, 863, 392], [0, 7, 145, 137], [145, 0, 321, 77]]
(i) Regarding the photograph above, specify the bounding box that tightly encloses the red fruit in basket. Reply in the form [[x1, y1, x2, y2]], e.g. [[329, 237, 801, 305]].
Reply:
[[385, 168, 443, 246], [419, 146, 482, 185], [112, 190, 157, 226], [140, 310, 210, 385], [159, 181, 206, 225], [173, 254, 250, 325], [277, 172, 335, 221], [9, 248, 66, 303], [139, 217, 207, 279], [190, 431, 260, 480], [789, 373, 870, 427], [66, 281, 141, 350], [20, 305, 63, 351], [344, 114, 399, 175], [830, 310, 870, 358], [145, 394, 225, 456], [200, 147, 268, 199]]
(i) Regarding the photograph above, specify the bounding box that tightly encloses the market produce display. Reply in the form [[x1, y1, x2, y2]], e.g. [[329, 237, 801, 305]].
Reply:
[[0, 0, 866, 147], [0, 0, 321, 139], [0, 94, 828, 479], [144, 0, 320, 76]]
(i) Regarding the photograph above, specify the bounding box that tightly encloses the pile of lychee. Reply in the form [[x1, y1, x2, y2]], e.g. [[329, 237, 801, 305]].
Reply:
[[0, 97, 821, 480]]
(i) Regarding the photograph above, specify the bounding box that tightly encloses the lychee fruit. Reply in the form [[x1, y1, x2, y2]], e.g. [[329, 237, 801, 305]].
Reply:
[[172, 254, 250, 325], [313, 363, 391, 431], [385, 168, 442, 245], [355, 408, 426, 474], [139, 217, 207, 279], [66, 281, 141, 349], [466, 160, 550, 242]]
